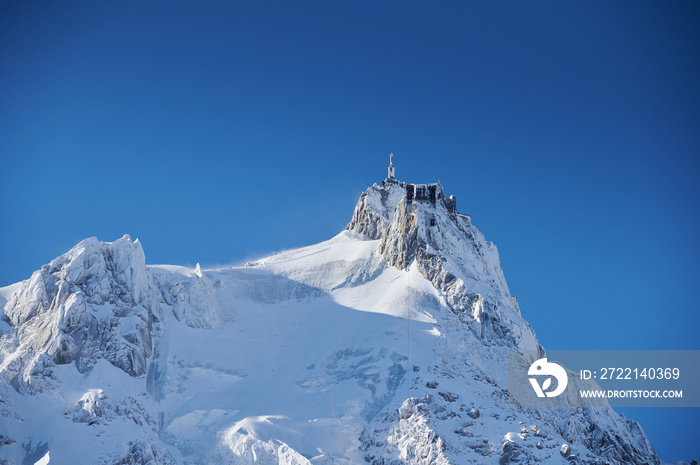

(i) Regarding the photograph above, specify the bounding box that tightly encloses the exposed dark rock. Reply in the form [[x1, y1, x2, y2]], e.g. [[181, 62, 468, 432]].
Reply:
[[561, 443, 572, 458], [438, 391, 459, 403]]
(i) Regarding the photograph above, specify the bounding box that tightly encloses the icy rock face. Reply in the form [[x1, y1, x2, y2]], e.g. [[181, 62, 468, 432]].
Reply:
[[347, 182, 407, 240], [154, 263, 220, 329], [389, 395, 450, 465], [70, 389, 110, 425], [64, 388, 157, 431], [1, 235, 160, 390], [348, 182, 538, 350]]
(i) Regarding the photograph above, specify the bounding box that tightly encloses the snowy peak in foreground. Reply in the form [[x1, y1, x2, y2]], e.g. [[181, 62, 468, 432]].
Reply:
[[0, 178, 661, 464], [2, 235, 160, 390]]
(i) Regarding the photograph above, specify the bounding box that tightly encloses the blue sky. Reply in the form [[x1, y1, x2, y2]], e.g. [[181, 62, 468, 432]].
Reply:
[[1, 1, 699, 461]]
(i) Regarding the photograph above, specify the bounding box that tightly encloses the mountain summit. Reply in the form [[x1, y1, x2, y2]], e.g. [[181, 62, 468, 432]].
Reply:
[[0, 167, 659, 464], [346, 177, 538, 353]]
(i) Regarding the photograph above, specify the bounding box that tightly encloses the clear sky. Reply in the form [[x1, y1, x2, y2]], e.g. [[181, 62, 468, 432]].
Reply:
[[1, 1, 699, 461]]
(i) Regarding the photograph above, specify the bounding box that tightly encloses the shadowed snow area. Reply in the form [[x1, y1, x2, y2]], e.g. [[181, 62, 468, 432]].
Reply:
[[0, 181, 660, 464]]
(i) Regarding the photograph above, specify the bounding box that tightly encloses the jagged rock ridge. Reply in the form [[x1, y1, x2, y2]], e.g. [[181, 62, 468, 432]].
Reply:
[[2, 235, 161, 391]]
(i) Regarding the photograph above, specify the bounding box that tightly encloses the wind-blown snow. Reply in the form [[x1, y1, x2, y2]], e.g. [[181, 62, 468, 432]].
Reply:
[[0, 180, 660, 464]]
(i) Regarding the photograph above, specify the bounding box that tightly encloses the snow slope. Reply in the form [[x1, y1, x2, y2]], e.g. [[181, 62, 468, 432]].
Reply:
[[0, 180, 660, 464]]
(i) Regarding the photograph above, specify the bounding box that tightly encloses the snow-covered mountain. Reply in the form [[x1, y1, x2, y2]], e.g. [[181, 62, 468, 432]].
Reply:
[[0, 178, 661, 464]]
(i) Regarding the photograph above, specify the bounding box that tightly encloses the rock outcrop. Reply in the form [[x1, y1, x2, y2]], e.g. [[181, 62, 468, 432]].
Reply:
[[1, 235, 161, 392]]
